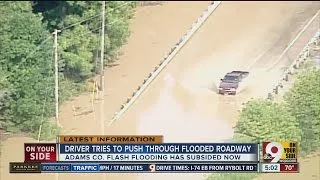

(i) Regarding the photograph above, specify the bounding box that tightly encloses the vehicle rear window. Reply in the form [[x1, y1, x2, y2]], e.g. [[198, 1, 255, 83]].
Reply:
[[224, 75, 238, 81]]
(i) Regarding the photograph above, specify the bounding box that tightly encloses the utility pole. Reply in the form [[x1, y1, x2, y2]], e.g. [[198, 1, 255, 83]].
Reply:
[[100, 1, 105, 97], [100, 1, 106, 137], [53, 29, 61, 125], [100, 4, 106, 180]]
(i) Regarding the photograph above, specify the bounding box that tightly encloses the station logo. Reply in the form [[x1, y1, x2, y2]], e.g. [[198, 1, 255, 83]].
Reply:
[[262, 142, 297, 163]]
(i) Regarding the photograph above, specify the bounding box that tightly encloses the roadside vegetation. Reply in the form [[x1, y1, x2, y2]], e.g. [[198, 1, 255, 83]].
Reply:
[[0, 1, 136, 139], [207, 56, 320, 180]]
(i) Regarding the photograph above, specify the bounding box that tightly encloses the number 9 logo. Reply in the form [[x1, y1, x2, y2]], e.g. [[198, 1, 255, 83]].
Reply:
[[149, 164, 156, 172], [265, 142, 283, 163]]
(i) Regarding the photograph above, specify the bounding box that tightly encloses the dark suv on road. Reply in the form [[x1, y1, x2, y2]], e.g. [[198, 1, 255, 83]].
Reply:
[[218, 71, 249, 95]]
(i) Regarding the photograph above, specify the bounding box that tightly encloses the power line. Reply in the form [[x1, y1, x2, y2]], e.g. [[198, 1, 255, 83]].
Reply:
[[7, 1, 136, 74], [107, 3, 149, 25], [90, 5, 149, 33], [37, 49, 54, 142], [10, 35, 52, 71], [59, 1, 134, 32], [10, 2, 133, 68], [10, 2, 134, 72], [60, 14, 100, 31]]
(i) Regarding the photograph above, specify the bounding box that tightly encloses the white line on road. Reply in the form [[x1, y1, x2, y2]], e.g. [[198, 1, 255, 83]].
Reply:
[[266, 9, 320, 71], [109, 2, 222, 125]]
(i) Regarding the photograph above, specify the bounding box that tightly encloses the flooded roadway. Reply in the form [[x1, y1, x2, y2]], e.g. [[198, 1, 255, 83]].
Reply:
[[104, 2, 320, 180]]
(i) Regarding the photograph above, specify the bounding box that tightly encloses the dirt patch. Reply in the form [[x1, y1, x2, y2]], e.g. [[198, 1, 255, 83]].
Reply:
[[0, 130, 30, 142]]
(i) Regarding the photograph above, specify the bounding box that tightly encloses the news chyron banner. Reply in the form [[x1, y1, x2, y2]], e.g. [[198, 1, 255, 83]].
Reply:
[[57, 139, 258, 163], [10, 135, 261, 173], [260, 141, 299, 173]]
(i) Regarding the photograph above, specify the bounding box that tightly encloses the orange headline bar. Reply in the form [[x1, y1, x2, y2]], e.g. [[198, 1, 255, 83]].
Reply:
[[58, 136, 163, 144]]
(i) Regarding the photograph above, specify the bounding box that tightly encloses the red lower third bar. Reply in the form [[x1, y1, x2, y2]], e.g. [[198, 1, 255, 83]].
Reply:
[[280, 163, 299, 173]]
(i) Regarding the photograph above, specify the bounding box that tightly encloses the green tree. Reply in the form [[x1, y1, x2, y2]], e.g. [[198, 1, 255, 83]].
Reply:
[[32, 1, 137, 82], [105, 1, 136, 61], [234, 99, 301, 143], [284, 69, 320, 153], [0, 1, 54, 132], [0, 68, 12, 129], [207, 99, 302, 180], [0, 1, 137, 136], [59, 26, 98, 82]]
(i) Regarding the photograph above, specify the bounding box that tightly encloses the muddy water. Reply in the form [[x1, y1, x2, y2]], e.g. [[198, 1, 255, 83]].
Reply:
[[108, 1, 320, 137], [103, 2, 320, 180], [0, 2, 211, 180]]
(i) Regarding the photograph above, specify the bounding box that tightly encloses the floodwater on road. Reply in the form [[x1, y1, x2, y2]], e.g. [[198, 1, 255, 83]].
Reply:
[[104, 2, 320, 180]]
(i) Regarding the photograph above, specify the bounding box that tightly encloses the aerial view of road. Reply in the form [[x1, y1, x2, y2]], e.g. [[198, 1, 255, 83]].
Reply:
[[1, 1, 319, 180]]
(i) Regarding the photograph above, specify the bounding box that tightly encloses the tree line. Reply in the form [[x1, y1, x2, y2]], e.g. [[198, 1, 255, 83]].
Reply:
[[0, 1, 136, 137], [207, 66, 320, 179]]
